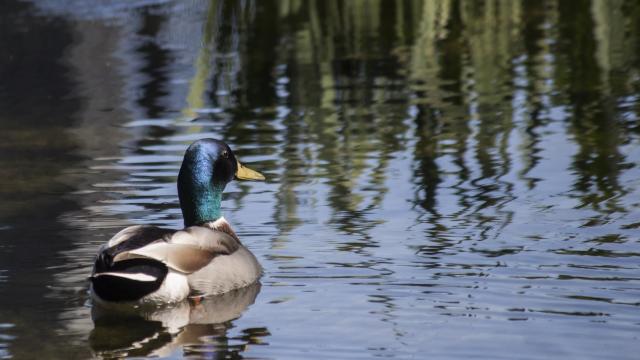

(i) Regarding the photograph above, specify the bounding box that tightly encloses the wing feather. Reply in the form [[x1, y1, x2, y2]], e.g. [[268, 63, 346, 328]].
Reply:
[[112, 226, 240, 274]]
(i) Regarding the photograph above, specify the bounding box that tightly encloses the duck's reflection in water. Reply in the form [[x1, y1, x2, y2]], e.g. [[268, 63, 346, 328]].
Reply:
[[89, 282, 265, 358]]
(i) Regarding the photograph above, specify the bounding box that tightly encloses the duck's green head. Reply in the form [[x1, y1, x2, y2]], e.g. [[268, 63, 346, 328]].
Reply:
[[177, 139, 265, 227]]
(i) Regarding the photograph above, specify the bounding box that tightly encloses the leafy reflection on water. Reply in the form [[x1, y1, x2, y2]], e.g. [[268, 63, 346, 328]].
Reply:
[[0, 0, 639, 358]]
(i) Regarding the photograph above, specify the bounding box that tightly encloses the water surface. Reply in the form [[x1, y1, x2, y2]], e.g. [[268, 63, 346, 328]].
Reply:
[[1, 0, 640, 359]]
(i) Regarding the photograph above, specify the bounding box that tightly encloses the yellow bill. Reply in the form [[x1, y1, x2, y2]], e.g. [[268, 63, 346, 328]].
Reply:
[[235, 161, 266, 181]]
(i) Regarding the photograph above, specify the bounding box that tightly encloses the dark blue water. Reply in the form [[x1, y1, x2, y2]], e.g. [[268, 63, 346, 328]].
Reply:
[[0, 0, 639, 358]]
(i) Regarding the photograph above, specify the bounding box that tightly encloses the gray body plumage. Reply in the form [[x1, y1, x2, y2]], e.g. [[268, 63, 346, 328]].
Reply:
[[91, 218, 262, 304]]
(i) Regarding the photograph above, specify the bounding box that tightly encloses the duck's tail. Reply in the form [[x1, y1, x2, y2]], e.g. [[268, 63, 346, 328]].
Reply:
[[90, 258, 168, 302]]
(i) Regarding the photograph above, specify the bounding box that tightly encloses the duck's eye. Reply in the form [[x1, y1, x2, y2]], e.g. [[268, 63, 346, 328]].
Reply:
[[221, 150, 229, 158]]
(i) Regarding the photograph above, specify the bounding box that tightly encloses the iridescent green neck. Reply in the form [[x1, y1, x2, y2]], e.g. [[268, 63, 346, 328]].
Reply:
[[187, 184, 224, 226], [178, 154, 227, 227]]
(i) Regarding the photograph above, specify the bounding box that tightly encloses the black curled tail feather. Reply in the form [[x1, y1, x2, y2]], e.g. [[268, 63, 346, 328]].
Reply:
[[93, 251, 113, 274]]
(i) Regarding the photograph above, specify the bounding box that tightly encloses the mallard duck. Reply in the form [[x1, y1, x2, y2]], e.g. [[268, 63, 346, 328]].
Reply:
[[90, 139, 265, 304]]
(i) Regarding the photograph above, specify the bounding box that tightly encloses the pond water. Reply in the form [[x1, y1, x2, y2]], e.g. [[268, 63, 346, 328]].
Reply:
[[1, 0, 640, 358]]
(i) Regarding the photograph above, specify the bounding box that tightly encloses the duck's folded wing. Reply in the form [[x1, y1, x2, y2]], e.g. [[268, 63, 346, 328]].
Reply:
[[113, 226, 240, 274], [107, 225, 175, 248]]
